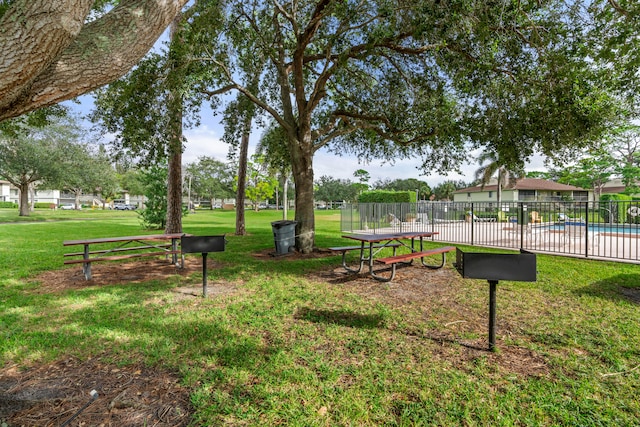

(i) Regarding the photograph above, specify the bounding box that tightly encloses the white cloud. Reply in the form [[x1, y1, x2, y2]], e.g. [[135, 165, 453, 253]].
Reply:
[[183, 126, 242, 164]]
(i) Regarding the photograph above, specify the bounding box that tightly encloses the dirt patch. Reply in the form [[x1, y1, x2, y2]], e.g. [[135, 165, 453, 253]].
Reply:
[[619, 286, 640, 304], [33, 256, 224, 294], [4, 257, 237, 426], [310, 263, 551, 379], [0, 356, 191, 427]]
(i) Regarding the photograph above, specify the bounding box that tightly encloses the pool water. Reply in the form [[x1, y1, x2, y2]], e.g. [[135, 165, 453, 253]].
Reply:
[[546, 223, 640, 234]]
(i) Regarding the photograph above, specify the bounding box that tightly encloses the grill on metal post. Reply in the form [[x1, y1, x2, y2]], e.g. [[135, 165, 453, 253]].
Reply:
[[454, 248, 537, 351], [181, 235, 227, 297]]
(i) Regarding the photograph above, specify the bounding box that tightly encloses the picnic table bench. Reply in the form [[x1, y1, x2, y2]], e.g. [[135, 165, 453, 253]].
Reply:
[[63, 233, 187, 280], [375, 245, 456, 272]]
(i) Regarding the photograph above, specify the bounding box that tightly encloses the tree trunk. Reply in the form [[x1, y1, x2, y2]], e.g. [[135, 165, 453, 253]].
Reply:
[[164, 15, 184, 235], [29, 184, 36, 212], [290, 141, 315, 254], [165, 149, 183, 233], [18, 182, 29, 216], [0, 0, 189, 121], [235, 118, 251, 236]]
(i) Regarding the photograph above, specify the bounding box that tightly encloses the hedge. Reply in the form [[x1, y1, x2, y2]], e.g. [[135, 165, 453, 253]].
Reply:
[[599, 193, 639, 224], [358, 190, 415, 203], [600, 193, 632, 202]]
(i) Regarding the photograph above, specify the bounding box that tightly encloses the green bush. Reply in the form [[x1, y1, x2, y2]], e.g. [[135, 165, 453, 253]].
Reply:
[[358, 190, 414, 203], [600, 193, 637, 224], [600, 193, 632, 202], [0, 201, 17, 208]]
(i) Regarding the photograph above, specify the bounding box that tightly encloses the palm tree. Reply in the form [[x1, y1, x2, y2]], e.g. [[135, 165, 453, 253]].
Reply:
[[474, 150, 525, 208]]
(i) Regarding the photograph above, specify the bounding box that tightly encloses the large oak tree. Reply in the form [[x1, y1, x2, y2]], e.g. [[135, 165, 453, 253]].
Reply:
[[197, 0, 615, 253]]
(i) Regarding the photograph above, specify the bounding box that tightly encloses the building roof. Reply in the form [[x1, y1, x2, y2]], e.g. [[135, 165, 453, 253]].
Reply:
[[601, 178, 627, 194], [454, 178, 588, 193]]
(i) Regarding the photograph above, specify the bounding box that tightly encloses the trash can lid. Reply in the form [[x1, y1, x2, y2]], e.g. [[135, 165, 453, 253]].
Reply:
[[271, 220, 297, 227]]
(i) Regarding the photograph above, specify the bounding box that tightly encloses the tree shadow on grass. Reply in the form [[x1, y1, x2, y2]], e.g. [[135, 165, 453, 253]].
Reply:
[[294, 307, 386, 329], [573, 273, 640, 305]]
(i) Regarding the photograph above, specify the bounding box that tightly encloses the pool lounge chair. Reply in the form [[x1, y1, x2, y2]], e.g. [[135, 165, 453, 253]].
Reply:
[[469, 213, 496, 222], [530, 211, 542, 223]]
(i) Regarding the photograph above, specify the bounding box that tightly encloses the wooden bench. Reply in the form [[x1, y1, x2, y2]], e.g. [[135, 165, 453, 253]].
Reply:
[[373, 246, 456, 281], [329, 243, 401, 273], [63, 233, 186, 280]]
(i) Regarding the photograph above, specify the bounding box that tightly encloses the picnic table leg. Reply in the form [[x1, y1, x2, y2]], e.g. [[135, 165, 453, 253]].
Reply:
[[420, 252, 448, 269], [369, 241, 396, 282], [370, 263, 396, 282], [417, 238, 448, 269], [340, 244, 366, 273], [171, 238, 179, 266], [82, 244, 92, 280]]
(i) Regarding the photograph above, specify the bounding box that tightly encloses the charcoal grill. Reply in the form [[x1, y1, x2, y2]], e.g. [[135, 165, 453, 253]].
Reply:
[[455, 248, 536, 351], [182, 235, 227, 296]]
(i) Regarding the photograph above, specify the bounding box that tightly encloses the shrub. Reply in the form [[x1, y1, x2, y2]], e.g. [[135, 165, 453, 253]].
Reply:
[[600, 193, 637, 224], [34, 202, 55, 209], [358, 190, 415, 203], [0, 201, 17, 209]]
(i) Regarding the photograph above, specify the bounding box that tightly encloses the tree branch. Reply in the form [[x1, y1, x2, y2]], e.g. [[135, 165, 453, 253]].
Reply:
[[0, 0, 189, 122], [607, 0, 632, 18], [0, 0, 94, 112]]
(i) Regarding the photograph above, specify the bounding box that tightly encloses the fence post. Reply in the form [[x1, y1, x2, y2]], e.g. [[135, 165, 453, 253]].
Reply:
[[431, 202, 435, 234], [585, 201, 589, 258], [519, 203, 525, 250], [471, 202, 474, 246]]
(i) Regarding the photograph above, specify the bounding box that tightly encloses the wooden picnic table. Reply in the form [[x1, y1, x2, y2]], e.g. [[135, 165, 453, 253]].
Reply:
[[339, 231, 453, 282], [63, 233, 187, 280]]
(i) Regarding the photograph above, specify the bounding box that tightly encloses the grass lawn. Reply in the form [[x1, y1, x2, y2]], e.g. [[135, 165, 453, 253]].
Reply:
[[1, 208, 639, 426]]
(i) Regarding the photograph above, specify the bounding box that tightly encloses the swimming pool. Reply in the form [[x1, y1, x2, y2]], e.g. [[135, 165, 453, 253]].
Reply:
[[545, 223, 640, 234]]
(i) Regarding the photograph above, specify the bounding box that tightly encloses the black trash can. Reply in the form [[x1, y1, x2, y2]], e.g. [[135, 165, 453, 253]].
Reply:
[[271, 220, 297, 254]]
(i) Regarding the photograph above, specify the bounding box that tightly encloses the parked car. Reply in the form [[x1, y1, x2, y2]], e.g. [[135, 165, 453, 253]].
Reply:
[[60, 204, 80, 210], [113, 203, 136, 210]]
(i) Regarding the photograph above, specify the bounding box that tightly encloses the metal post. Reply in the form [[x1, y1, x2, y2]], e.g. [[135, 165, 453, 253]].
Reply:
[[488, 280, 498, 351], [519, 203, 525, 250], [470, 202, 474, 246], [83, 244, 91, 280], [202, 252, 208, 297], [172, 237, 179, 266], [584, 201, 589, 258], [431, 202, 435, 234], [61, 390, 98, 426]]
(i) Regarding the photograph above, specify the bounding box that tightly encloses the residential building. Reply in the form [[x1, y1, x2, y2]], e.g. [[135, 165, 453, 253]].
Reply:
[[0, 180, 10, 202], [453, 178, 593, 203]]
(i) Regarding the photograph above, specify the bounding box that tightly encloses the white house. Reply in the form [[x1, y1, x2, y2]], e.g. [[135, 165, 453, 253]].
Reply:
[[0, 180, 10, 202], [453, 178, 593, 203]]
